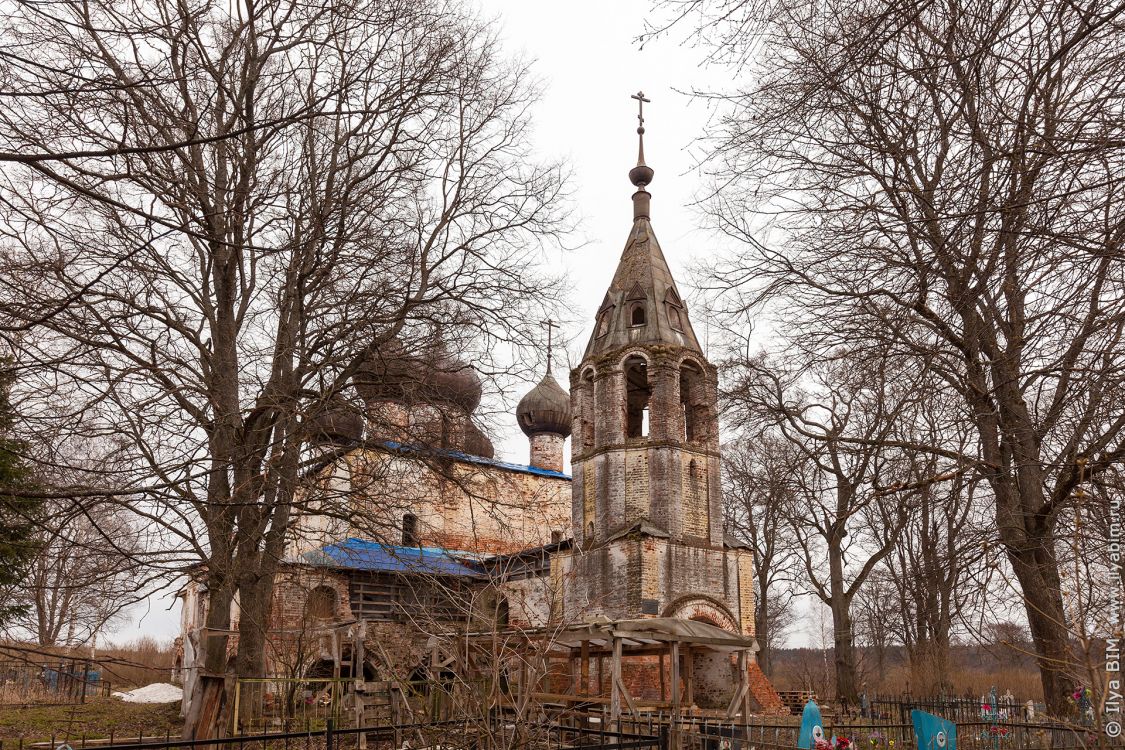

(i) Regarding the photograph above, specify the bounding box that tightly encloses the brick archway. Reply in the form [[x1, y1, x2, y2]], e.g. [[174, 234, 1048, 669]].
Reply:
[[662, 596, 740, 633], [663, 596, 741, 709]]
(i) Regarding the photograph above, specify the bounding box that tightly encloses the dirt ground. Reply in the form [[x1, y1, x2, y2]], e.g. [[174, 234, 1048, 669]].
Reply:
[[0, 698, 181, 743]]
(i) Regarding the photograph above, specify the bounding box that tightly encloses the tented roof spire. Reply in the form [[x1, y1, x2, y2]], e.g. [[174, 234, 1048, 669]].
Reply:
[[581, 93, 702, 359]]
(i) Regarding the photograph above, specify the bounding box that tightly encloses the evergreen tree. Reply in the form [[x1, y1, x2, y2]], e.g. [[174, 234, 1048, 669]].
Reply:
[[0, 365, 40, 626]]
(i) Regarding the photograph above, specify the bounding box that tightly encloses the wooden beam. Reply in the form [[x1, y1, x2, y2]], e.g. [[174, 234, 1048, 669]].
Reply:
[[670, 643, 682, 750], [670, 642, 681, 720], [725, 651, 750, 720], [683, 647, 694, 707], [610, 638, 622, 735], [580, 640, 590, 696]]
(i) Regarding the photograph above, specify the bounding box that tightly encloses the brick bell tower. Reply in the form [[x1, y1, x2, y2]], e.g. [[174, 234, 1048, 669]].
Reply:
[[557, 95, 756, 656]]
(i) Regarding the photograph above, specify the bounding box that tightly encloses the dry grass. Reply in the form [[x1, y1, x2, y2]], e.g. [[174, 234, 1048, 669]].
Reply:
[[95, 637, 176, 690], [769, 645, 1045, 701], [0, 697, 181, 743]]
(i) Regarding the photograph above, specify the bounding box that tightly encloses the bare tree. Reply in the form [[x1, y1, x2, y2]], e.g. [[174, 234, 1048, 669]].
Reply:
[[724, 348, 921, 703], [680, 0, 1125, 714], [0, 0, 567, 737], [4, 500, 144, 647], [852, 568, 901, 695], [722, 436, 800, 675]]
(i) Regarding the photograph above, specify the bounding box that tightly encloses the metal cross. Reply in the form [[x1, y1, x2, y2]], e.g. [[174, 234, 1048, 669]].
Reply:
[[542, 319, 559, 374], [631, 91, 650, 132]]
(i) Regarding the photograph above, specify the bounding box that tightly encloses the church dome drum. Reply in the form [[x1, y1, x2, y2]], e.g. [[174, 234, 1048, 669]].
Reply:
[[516, 374, 572, 437]]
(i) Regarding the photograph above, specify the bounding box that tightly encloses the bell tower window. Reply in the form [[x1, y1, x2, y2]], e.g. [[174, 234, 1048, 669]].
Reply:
[[680, 361, 705, 443], [630, 304, 646, 326], [624, 356, 651, 439]]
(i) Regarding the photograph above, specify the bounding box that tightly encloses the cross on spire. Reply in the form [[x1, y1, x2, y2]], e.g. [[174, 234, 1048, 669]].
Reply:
[[631, 91, 650, 167], [542, 318, 559, 375]]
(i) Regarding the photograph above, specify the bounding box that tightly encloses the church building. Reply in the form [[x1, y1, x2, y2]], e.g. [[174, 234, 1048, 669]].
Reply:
[[176, 98, 782, 722]]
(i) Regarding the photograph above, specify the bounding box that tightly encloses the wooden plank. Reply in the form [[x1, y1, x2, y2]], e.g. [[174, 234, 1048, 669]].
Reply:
[[726, 651, 749, 719], [670, 642, 681, 719], [684, 648, 694, 707], [580, 640, 590, 697], [610, 637, 622, 736]]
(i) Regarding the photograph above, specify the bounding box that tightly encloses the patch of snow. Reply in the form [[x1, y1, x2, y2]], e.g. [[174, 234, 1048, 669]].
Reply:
[[112, 682, 183, 703]]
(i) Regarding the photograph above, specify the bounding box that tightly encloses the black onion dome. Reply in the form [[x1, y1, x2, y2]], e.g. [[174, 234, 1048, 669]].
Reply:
[[516, 374, 572, 437], [428, 355, 483, 412], [462, 422, 495, 459], [355, 339, 481, 413], [307, 403, 364, 445], [354, 338, 427, 404]]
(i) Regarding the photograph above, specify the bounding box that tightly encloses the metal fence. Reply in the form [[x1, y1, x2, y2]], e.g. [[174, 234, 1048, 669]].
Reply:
[[0, 719, 665, 750], [587, 710, 1112, 750], [0, 659, 111, 706], [863, 696, 1044, 724]]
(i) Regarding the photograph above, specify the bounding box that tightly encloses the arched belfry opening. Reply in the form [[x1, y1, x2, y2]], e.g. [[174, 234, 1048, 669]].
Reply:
[[630, 304, 646, 326], [680, 360, 707, 443], [624, 356, 651, 438]]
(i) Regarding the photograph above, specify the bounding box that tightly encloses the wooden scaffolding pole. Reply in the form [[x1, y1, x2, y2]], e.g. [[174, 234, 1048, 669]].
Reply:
[[610, 637, 622, 734]]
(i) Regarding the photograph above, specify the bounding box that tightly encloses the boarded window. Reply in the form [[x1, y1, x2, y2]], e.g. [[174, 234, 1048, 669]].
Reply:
[[305, 585, 337, 620]]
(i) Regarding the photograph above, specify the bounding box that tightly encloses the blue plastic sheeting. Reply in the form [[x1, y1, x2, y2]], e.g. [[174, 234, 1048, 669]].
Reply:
[[303, 538, 482, 577], [379, 441, 571, 480]]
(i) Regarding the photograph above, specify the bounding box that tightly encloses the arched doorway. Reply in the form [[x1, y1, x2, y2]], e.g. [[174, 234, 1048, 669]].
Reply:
[[664, 598, 742, 709]]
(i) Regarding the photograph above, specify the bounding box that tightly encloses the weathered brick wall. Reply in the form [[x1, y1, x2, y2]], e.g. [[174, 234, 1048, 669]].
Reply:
[[270, 568, 353, 630], [528, 433, 565, 472], [295, 448, 571, 556], [569, 347, 722, 548], [499, 576, 553, 628]]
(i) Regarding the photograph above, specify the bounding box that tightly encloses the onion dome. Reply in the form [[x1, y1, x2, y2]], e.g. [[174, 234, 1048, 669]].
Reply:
[[516, 374, 572, 437], [428, 355, 483, 412], [462, 422, 496, 458], [353, 338, 427, 404], [307, 403, 364, 445], [354, 339, 482, 412]]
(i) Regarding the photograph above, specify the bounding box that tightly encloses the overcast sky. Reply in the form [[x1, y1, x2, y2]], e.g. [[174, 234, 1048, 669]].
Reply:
[[125, 1, 749, 646], [481, 0, 738, 468]]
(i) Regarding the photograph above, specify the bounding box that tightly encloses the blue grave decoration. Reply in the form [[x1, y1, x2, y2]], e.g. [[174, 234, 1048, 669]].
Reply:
[[798, 700, 826, 749], [911, 709, 956, 750]]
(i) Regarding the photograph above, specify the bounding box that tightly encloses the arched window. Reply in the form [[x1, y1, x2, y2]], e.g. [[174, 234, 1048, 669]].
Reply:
[[630, 304, 646, 326], [496, 597, 510, 627], [624, 356, 651, 438], [402, 513, 419, 546], [305, 585, 337, 620], [596, 307, 613, 337], [668, 305, 683, 331], [665, 287, 685, 332], [586, 521, 595, 540]]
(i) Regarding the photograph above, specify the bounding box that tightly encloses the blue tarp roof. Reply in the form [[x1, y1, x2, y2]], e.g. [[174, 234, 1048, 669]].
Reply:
[[303, 538, 482, 577], [380, 441, 570, 480]]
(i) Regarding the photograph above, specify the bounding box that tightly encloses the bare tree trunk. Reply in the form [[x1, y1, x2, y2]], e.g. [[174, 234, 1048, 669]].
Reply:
[[830, 595, 858, 705]]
